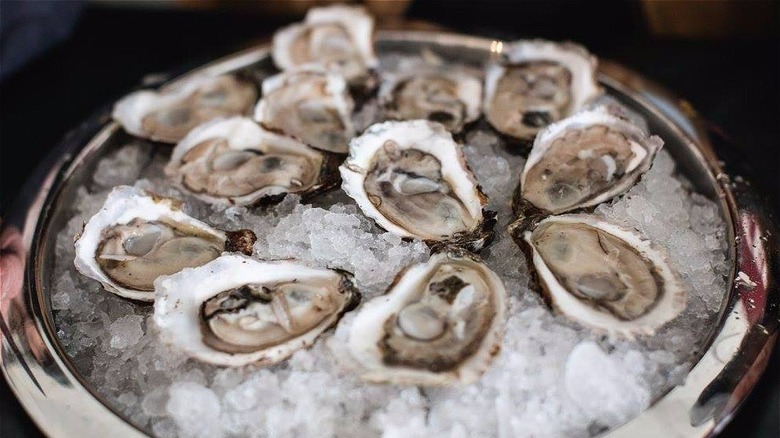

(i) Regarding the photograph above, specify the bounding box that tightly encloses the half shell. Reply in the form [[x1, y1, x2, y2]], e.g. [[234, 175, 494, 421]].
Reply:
[[340, 120, 495, 251], [154, 254, 360, 366], [509, 214, 686, 338], [73, 186, 256, 301], [254, 68, 355, 154], [165, 117, 340, 206], [348, 248, 506, 385], [484, 40, 601, 143], [272, 5, 377, 84], [514, 107, 663, 216], [112, 74, 257, 143], [379, 69, 482, 133]]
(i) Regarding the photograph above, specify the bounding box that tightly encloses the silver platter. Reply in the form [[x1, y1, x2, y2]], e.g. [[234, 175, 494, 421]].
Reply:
[[1, 30, 777, 438]]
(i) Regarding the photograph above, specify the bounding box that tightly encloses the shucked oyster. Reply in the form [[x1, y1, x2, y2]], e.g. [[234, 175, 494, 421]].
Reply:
[[349, 248, 507, 386], [165, 117, 339, 206], [254, 68, 355, 154], [509, 214, 685, 338], [154, 254, 359, 366], [379, 70, 482, 133], [515, 107, 663, 215], [340, 120, 495, 251], [74, 186, 256, 301], [272, 5, 377, 84], [484, 40, 601, 143], [113, 75, 257, 143]]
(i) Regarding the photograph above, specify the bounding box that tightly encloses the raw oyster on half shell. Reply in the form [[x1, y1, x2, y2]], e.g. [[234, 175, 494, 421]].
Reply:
[[349, 248, 506, 386], [340, 120, 495, 251], [254, 68, 355, 154], [379, 70, 482, 133], [74, 186, 256, 301], [112, 74, 257, 143], [154, 254, 360, 366], [484, 40, 601, 143], [272, 5, 378, 85], [509, 214, 686, 338], [515, 107, 663, 216], [165, 117, 340, 206]]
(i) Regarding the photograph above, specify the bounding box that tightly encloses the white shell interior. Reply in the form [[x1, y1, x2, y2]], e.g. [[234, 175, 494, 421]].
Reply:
[[253, 67, 355, 153], [165, 116, 324, 206], [520, 107, 664, 213], [112, 75, 221, 140], [523, 214, 687, 338], [483, 39, 601, 124], [154, 254, 352, 367], [348, 251, 507, 385], [378, 69, 484, 128], [73, 186, 226, 301], [339, 120, 486, 239], [272, 5, 378, 72]]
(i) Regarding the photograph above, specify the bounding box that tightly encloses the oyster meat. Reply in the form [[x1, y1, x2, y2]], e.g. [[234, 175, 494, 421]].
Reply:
[[254, 68, 355, 154], [510, 214, 686, 337], [516, 107, 663, 215], [340, 120, 495, 251], [154, 254, 360, 366], [484, 40, 601, 142], [74, 186, 256, 301], [379, 70, 482, 133], [112, 74, 257, 143], [272, 5, 377, 84], [165, 117, 339, 206], [349, 248, 507, 386]]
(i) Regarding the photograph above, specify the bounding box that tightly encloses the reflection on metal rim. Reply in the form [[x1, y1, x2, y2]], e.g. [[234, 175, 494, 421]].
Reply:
[[1, 30, 777, 438]]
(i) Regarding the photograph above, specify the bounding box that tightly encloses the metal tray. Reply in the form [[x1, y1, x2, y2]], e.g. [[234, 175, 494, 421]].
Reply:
[[1, 30, 778, 438]]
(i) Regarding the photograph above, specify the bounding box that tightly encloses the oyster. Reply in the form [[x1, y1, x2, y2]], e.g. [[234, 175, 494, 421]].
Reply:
[[272, 5, 377, 84], [74, 186, 256, 301], [113, 74, 257, 143], [509, 214, 686, 337], [515, 107, 663, 215], [484, 40, 601, 142], [254, 68, 355, 154], [154, 254, 359, 366], [340, 120, 495, 251], [165, 117, 340, 206], [348, 248, 506, 386], [379, 70, 482, 133]]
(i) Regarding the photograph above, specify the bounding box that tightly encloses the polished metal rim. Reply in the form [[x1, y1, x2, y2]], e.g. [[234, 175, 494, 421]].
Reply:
[[1, 30, 777, 438]]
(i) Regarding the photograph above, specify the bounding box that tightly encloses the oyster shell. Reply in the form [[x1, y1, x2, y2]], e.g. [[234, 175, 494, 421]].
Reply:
[[74, 186, 256, 301], [509, 214, 686, 337], [515, 107, 663, 216], [339, 120, 495, 251], [112, 74, 257, 143], [484, 40, 601, 142], [585, 94, 649, 135], [254, 68, 355, 154], [154, 254, 359, 367], [272, 5, 377, 84], [379, 70, 482, 133], [164, 117, 340, 206], [348, 248, 506, 386]]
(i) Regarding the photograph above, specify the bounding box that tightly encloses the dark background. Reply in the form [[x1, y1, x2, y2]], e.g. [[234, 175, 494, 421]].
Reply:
[[1, 1, 778, 437]]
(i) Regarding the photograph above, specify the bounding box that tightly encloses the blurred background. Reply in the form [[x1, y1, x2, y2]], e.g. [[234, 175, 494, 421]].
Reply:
[[1, 1, 778, 437]]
